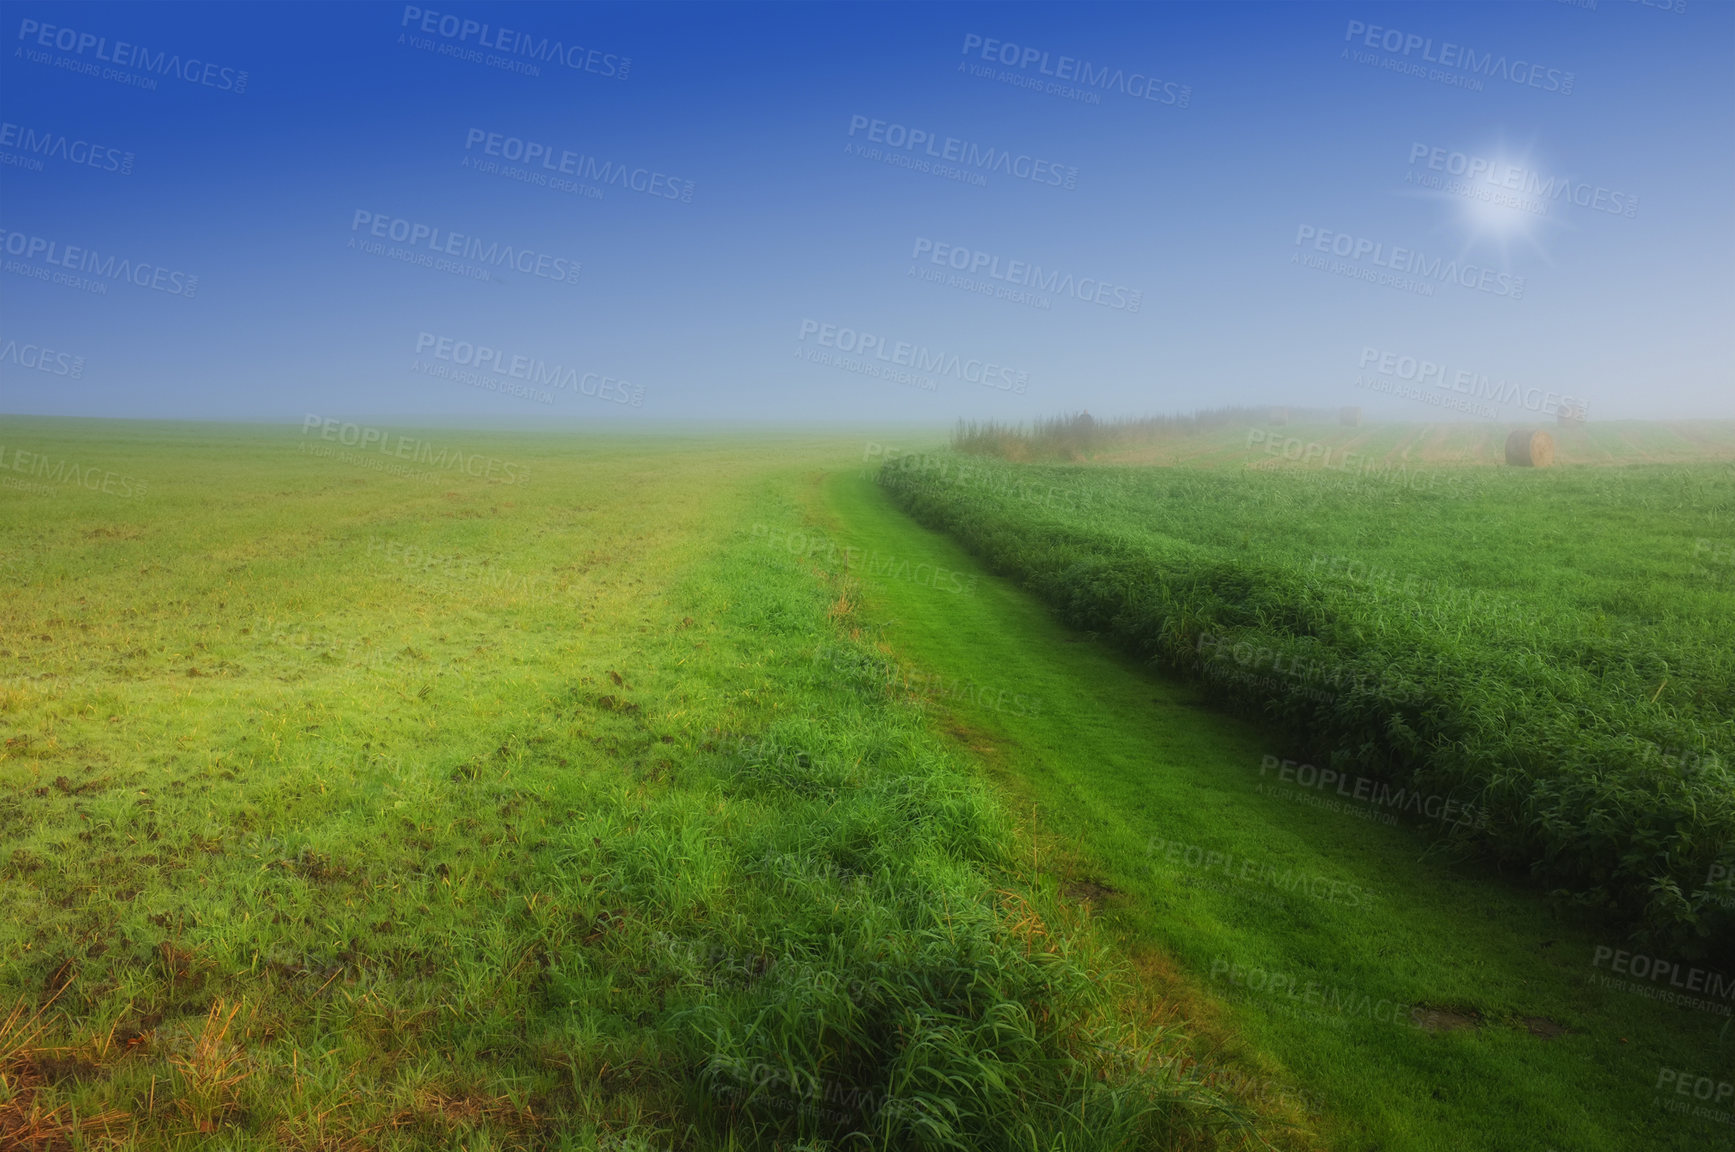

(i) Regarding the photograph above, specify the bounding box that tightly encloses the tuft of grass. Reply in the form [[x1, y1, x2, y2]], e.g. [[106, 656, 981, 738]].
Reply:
[[167, 999, 249, 1134]]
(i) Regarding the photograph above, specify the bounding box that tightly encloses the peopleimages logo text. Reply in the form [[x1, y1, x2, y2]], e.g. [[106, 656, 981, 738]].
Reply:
[[0, 228, 199, 296], [300, 416, 529, 485], [15, 18, 248, 92], [1293, 226, 1524, 299], [1258, 755, 1489, 830], [798, 319, 1028, 394], [959, 33, 1190, 107], [1358, 348, 1583, 416], [1591, 946, 1734, 1011], [1344, 20, 1574, 94], [399, 6, 629, 78], [911, 239, 1142, 311], [1407, 144, 1637, 218], [847, 115, 1077, 189], [414, 332, 642, 405], [0, 339, 84, 378], [349, 211, 580, 285], [0, 445, 147, 497], [463, 130, 692, 202], [0, 122, 132, 174]]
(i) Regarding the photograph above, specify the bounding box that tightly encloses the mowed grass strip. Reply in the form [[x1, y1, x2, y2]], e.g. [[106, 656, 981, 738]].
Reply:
[[822, 467, 1735, 1152], [2, 419, 1276, 1151]]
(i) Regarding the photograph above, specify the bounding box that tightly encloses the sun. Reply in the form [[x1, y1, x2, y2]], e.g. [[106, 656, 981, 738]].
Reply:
[[1455, 149, 1551, 247], [1401, 136, 1565, 267]]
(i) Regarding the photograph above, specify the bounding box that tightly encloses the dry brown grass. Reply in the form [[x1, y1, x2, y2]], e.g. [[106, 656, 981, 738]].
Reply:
[[0, 994, 131, 1152]]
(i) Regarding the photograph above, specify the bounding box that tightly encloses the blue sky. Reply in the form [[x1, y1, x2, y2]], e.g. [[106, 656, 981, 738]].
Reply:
[[1, 0, 1730, 424]]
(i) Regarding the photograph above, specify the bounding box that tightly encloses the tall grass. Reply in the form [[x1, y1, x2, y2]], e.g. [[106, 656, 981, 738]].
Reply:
[[878, 452, 1735, 957]]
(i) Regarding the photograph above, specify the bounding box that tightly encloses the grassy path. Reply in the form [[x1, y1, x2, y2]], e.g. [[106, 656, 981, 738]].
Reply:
[[817, 468, 1732, 1152]]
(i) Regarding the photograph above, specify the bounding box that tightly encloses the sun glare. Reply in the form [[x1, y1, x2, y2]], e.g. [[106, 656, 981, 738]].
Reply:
[[1403, 137, 1565, 266]]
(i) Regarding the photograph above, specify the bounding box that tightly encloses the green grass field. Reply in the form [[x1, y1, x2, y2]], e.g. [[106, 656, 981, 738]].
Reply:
[[877, 438, 1735, 950], [834, 459, 1734, 1152], [1, 417, 1279, 1152], [3, 416, 1733, 1151]]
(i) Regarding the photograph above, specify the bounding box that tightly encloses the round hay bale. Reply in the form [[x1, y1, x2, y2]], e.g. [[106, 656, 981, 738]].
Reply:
[[1505, 429, 1555, 467]]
